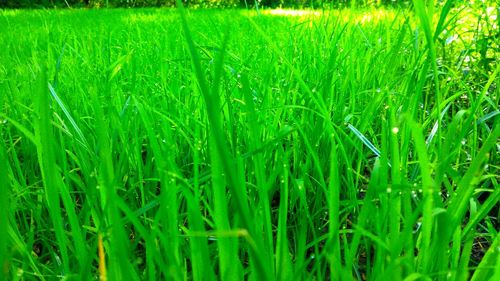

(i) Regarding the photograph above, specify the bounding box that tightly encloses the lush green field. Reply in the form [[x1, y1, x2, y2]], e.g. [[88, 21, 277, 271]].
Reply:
[[0, 4, 498, 281]]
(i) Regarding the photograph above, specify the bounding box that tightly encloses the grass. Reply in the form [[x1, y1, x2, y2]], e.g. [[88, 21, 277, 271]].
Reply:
[[0, 3, 498, 281]]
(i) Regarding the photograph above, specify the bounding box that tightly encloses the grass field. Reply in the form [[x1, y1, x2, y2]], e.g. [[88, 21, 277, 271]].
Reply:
[[0, 4, 499, 281]]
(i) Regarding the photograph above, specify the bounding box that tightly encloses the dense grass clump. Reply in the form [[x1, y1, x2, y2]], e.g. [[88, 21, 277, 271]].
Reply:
[[0, 5, 498, 281]]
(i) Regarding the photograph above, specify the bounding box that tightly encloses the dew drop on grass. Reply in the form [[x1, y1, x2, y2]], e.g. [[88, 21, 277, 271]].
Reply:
[[386, 187, 392, 193], [413, 222, 422, 233], [392, 127, 399, 134]]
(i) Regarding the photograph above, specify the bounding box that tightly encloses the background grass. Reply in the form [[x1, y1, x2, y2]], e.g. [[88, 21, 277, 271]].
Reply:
[[0, 4, 498, 281]]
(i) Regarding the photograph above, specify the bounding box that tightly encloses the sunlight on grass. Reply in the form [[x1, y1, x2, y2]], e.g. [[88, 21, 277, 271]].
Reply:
[[262, 8, 401, 27], [0, 9, 20, 16], [355, 9, 398, 25], [264, 9, 321, 17]]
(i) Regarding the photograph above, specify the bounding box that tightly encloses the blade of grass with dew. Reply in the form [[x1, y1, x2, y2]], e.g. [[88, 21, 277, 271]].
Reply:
[[48, 82, 90, 153], [290, 116, 329, 278], [209, 134, 243, 280], [51, 124, 89, 277], [406, 115, 435, 275], [90, 85, 139, 281], [275, 146, 292, 281], [345, 155, 384, 280], [413, 0, 442, 151], [327, 136, 343, 281], [240, 72, 274, 273], [45, 78, 92, 276], [183, 189, 217, 281], [455, 200, 478, 281], [188, 124, 211, 280], [210, 28, 244, 280], [133, 98, 183, 280], [292, 170, 324, 281], [33, 67, 70, 276], [388, 100, 403, 281], [176, 0, 253, 234], [176, 3, 271, 280]]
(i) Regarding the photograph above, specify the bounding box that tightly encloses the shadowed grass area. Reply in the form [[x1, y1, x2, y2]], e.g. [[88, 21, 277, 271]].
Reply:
[[0, 4, 498, 281]]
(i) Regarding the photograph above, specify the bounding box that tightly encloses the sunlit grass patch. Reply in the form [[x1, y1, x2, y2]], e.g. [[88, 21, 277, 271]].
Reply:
[[264, 9, 321, 17]]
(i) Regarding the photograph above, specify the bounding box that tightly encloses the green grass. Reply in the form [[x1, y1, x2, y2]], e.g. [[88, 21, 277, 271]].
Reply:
[[0, 4, 498, 281]]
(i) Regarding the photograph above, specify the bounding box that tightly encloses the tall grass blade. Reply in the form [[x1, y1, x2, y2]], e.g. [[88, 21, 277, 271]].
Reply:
[[406, 116, 435, 274], [48, 82, 90, 151], [0, 134, 10, 281], [347, 123, 381, 158], [413, 0, 442, 149], [176, 2, 271, 280], [34, 67, 70, 275]]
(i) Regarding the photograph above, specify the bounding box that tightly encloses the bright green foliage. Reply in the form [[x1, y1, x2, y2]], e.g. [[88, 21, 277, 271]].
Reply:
[[0, 4, 498, 281]]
